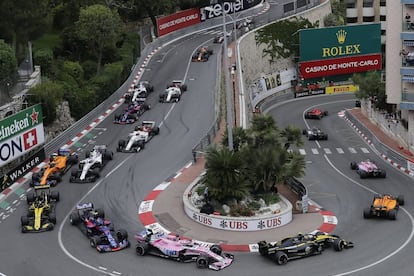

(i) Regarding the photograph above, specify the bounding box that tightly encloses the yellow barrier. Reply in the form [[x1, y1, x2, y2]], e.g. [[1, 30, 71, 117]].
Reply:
[[325, 85, 359, 94]]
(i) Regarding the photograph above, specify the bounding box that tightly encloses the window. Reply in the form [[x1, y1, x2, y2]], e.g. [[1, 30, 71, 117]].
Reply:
[[380, 15, 386, 21], [346, 0, 356, 8], [363, 0, 373, 8], [380, 0, 386, 7], [347, 17, 358, 23], [363, 16, 375, 22]]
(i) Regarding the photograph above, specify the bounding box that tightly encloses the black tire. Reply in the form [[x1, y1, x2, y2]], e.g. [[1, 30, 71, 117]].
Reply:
[[115, 114, 120, 121], [397, 195, 405, 206], [333, 239, 344, 251], [274, 251, 288, 265], [324, 135, 328, 140], [117, 229, 128, 241], [210, 244, 222, 255], [49, 212, 57, 224], [181, 84, 187, 91], [104, 151, 113, 160], [323, 111, 328, 116], [153, 127, 160, 135], [71, 169, 79, 177], [388, 209, 397, 220], [92, 168, 100, 178], [51, 191, 60, 201], [90, 236, 100, 248], [380, 170, 386, 178], [359, 170, 367, 179], [21, 216, 29, 226], [26, 192, 36, 204], [137, 140, 145, 150], [96, 208, 105, 218], [70, 212, 80, 225], [302, 129, 307, 135], [196, 255, 209, 269], [350, 162, 357, 170], [363, 207, 372, 219], [118, 140, 126, 149], [68, 155, 78, 165], [85, 151, 90, 158], [136, 242, 149, 256]]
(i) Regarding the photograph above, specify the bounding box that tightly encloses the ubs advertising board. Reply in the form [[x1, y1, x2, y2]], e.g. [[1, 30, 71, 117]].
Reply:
[[299, 23, 381, 79], [0, 104, 44, 167]]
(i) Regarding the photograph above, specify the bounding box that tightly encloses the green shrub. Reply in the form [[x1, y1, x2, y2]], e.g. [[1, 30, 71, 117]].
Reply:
[[34, 49, 53, 77], [81, 60, 97, 79], [229, 204, 254, 217]]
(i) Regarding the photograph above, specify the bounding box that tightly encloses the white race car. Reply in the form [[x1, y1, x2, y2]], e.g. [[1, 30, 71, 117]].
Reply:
[[125, 81, 154, 103], [117, 121, 160, 153], [159, 87, 181, 103], [70, 145, 113, 183]]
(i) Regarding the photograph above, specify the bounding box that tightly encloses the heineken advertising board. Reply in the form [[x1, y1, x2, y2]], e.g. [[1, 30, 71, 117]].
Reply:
[[299, 23, 382, 79], [0, 104, 45, 166]]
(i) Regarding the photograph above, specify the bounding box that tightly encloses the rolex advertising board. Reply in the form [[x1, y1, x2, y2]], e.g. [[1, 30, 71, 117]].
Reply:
[[299, 24, 381, 79], [0, 104, 44, 166]]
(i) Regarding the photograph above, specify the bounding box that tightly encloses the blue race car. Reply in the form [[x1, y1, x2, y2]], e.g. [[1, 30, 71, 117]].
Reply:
[[69, 203, 130, 253]]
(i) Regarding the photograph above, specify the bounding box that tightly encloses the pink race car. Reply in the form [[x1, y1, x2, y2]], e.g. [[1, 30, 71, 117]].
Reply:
[[135, 229, 234, 271], [350, 159, 386, 178]]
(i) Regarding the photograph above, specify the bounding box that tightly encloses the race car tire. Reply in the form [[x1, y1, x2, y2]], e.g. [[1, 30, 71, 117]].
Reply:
[[323, 111, 328, 116], [26, 192, 36, 204], [117, 229, 128, 241], [380, 170, 386, 178], [181, 84, 187, 91], [363, 207, 372, 219], [302, 129, 307, 135], [70, 212, 81, 225], [210, 244, 222, 255], [196, 255, 209, 269], [359, 170, 367, 179], [94, 208, 105, 218], [71, 169, 80, 177], [104, 151, 113, 160], [137, 140, 145, 150], [21, 216, 29, 226], [333, 239, 345, 251], [118, 139, 126, 149], [47, 223, 54, 231], [397, 195, 405, 206], [136, 242, 149, 256], [114, 114, 121, 121], [68, 155, 79, 165], [152, 127, 160, 135], [51, 191, 60, 202], [308, 136, 314, 141], [274, 251, 288, 265], [388, 209, 397, 220], [49, 212, 57, 224], [85, 151, 90, 158], [304, 114, 310, 119], [90, 236, 101, 248], [324, 135, 328, 140], [92, 168, 100, 178]]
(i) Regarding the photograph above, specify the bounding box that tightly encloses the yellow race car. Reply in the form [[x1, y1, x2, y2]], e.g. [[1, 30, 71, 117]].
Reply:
[[21, 185, 60, 233], [364, 194, 404, 220]]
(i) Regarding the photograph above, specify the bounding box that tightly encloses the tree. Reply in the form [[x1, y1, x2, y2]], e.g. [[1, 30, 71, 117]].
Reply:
[[247, 114, 280, 148], [280, 125, 303, 150], [76, 4, 123, 75], [0, 40, 17, 102], [221, 126, 248, 152], [201, 146, 250, 203], [352, 71, 388, 111], [255, 17, 318, 62]]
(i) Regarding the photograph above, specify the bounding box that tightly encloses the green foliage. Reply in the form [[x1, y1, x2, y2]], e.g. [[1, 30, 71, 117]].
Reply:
[[279, 125, 303, 150], [34, 49, 53, 77], [81, 60, 98, 80], [229, 204, 254, 217], [353, 71, 387, 110], [90, 61, 123, 102], [62, 61, 84, 86], [324, 0, 345, 27], [221, 126, 249, 151], [255, 17, 318, 62], [76, 4, 123, 74], [255, 193, 280, 205], [0, 40, 17, 82], [65, 83, 97, 120], [201, 146, 251, 203], [28, 81, 64, 125]]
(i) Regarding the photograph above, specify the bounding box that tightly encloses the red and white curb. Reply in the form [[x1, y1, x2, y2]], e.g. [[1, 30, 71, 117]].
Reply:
[[0, 47, 162, 202], [343, 115, 414, 178], [138, 162, 338, 253]]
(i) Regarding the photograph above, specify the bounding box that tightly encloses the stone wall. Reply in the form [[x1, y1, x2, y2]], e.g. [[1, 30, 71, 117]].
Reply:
[[45, 101, 75, 142]]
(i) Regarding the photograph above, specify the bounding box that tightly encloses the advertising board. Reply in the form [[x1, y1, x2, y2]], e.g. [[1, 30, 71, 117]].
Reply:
[[0, 104, 44, 166], [157, 8, 201, 36]]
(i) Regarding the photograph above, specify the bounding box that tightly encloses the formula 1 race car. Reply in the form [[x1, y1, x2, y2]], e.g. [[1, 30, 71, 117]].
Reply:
[[191, 46, 213, 62], [167, 80, 187, 92], [21, 185, 59, 233], [258, 232, 353, 265], [31, 148, 78, 187], [159, 86, 182, 103], [304, 108, 328, 119], [124, 81, 154, 103], [364, 194, 404, 220], [302, 127, 328, 140], [69, 145, 114, 183], [117, 121, 160, 153], [115, 98, 150, 124], [213, 35, 224, 44], [69, 203, 130, 253], [350, 159, 386, 178], [135, 229, 234, 271]]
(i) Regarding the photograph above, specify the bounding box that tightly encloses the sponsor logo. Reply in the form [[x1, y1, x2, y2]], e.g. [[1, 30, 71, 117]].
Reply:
[[336, 29, 346, 44], [202, 0, 244, 20], [295, 89, 326, 98]]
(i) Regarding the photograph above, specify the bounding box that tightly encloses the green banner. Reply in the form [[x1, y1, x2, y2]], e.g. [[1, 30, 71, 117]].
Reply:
[[300, 23, 381, 62], [0, 104, 43, 143]]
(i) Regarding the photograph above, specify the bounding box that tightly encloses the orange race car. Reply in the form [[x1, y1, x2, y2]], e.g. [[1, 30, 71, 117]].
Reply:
[[31, 148, 78, 187], [363, 194, 404, 220]]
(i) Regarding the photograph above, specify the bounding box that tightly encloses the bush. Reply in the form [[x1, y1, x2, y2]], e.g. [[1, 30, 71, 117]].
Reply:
[[229, 204, 254, 217], [81, 60, 97, 79], [33, 49, 53, 77]]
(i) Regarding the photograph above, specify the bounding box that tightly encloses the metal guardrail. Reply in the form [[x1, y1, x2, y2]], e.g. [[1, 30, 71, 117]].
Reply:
[[284, 177, 307, 198], [345, 110, 409, 166]]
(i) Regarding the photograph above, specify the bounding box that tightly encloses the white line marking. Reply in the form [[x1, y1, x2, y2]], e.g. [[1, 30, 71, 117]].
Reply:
[[336, 148, 344, 154], [361, 147, 370, 153], [311, 148, 319, 154], [299, 149, 306, 155], [323, 148, 332, 154], [348, 147, 357, 153]]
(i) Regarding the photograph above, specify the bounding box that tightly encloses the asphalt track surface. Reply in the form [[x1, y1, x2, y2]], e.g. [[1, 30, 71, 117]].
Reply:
[[1, 3, 414, 276]]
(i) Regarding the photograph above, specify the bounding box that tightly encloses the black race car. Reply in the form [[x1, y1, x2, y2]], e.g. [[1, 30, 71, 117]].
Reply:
[[69, 203, 130, 253], [302, 127, 328, 140], [191, 47, 213, 62], [258, 232, 353, 265]]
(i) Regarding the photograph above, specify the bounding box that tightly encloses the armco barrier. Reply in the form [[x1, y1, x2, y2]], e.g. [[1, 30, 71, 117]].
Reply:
[[344, 110, 408, 166], [284, 177, 307, 198]]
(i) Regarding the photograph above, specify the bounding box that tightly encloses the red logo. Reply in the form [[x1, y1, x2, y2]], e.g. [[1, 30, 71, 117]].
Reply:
[[30, 108, 39, 125], [23, 129, 38, 150]]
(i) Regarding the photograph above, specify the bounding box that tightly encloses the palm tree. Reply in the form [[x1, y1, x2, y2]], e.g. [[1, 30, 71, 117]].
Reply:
[[247, 114, 280, 148], [221, 126, 248, 151], [280, 125, 303, 150], [201, 146, 250, 203]]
